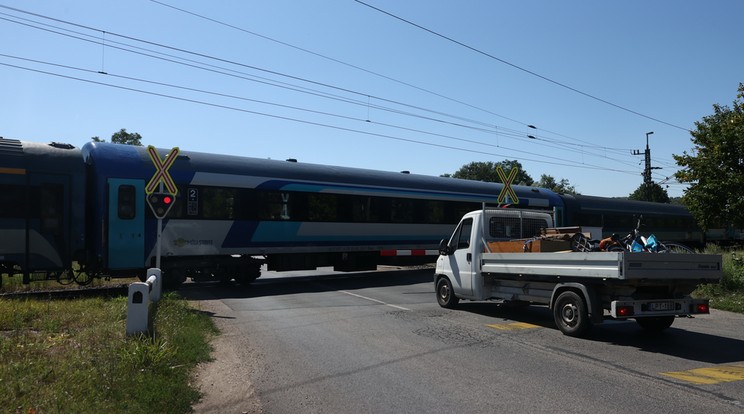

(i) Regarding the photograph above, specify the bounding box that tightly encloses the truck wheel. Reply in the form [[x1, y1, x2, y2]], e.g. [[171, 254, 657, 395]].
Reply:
[[436, 277, 459, 309], [553, 291, 591, 337], [636, 316, 675, 333]]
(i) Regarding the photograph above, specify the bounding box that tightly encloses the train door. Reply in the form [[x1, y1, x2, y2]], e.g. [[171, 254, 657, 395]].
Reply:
[[107, 178, 145, 269], [27, 173, 70, 271]]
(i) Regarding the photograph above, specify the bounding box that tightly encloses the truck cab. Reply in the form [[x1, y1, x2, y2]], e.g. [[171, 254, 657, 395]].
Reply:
[[436, 209, 553, 302]]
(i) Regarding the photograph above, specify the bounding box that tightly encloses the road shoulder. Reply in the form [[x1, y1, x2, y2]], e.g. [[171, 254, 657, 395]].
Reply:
[[188, 296, 263, 413]]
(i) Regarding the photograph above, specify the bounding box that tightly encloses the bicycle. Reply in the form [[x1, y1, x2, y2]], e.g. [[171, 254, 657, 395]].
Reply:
[[569, 216, 696, 254], [602, 216, 696, 254]]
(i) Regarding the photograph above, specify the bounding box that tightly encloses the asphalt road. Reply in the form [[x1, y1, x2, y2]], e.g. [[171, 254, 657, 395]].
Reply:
[[183, 268, 744, 413]]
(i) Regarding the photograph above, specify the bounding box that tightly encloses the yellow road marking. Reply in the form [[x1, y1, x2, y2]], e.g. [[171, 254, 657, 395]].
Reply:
[[662, 364, 744, 384], [486, 322, 541, 331]]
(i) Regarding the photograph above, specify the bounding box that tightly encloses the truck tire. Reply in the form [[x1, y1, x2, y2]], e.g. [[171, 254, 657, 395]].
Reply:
[[553, 291, 591, 337], [436, 277, 459, 309], [636, 316, 675, 333]]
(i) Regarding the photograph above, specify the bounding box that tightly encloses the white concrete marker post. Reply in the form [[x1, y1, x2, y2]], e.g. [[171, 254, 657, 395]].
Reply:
[[126, 282, 150, 336], [126, 268, 162, 336]]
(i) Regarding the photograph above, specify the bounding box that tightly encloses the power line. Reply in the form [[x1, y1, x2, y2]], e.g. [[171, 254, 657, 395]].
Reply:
[[0, 4, 651, 178], [354, 0, 692, 133], [0, 6, 641, 166], [0, 8, 537, 142], [0, 52, 641, 175], [0, 58, 643, 178]]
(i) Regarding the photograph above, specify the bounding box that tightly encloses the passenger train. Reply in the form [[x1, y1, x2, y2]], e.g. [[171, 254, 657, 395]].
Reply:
[[0, 138, 716, 287]]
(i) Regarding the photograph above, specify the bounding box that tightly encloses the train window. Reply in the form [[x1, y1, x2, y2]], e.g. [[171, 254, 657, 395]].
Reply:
[[391, 199, 414, 223], [202, 187, 236, 219], [369, 197, 392, 222], [350, 196, 371, 222], [308, 193, 337, 221], [257, 191, 290, 220], [118, 185, 136, 220], [40, 184, 64, 236], [575, 213, 602, 227], [0, 184, 29, 218], [424, 201, 446, 224], [449, 202, 480, 224]]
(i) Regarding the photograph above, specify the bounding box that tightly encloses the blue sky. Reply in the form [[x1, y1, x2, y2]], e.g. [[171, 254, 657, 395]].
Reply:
[[1, 0, 742, 198]]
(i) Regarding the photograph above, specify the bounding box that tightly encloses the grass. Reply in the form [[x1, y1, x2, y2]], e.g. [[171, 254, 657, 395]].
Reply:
[[693, 246, 744, 313], [0, 272, 140, 294], [0, 292, 218, 414]]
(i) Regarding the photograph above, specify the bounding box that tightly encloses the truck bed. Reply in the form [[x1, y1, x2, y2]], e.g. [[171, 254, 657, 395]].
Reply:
[[480, 251, 722, 282]]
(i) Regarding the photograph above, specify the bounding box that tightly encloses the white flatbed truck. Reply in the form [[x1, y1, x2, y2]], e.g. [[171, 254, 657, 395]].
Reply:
[[434, 209, 722, 337]]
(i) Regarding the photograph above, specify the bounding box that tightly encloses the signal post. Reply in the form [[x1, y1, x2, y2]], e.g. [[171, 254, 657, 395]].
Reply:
[[145, 146, 179, 269]]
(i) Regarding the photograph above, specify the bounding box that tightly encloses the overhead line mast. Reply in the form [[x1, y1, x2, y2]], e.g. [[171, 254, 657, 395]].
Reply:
[[632, 131, 663, 199]]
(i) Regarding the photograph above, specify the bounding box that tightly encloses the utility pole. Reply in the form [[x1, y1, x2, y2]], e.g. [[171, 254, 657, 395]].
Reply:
[[632, 131, 662, 200]]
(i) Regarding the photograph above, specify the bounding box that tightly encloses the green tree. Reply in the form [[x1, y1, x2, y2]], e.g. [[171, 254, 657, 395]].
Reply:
[[91, 128, 143, 146], [447, 160, 534, 186], [628, 182, 670, 203], [534, 174, 578, 195], [674, 83, 744, 229]]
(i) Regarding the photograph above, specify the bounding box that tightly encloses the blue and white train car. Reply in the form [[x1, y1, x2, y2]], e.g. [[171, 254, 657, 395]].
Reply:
[[82, 142, 563, 285]]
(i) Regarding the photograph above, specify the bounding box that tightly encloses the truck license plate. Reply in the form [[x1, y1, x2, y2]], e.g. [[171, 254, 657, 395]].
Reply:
[[647, 301, 674, 312]]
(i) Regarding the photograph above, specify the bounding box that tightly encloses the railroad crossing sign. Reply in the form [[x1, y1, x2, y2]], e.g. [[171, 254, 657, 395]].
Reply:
[[145, 146, 179, 195], [496, 166, 520, 205]]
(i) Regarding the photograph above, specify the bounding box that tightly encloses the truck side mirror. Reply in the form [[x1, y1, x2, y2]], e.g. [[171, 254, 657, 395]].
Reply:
[[438, 239, 451, 256]]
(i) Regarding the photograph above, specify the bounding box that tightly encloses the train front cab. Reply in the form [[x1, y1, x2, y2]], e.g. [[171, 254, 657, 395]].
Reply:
[[0, 139, 86, 284]]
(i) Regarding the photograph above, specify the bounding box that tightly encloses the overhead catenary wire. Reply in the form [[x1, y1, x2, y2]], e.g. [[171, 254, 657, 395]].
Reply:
[[0, 9, 550, 144], [0, 58, 645, 177], [0, 3, 667, 186], [0, 6, 644, 169], [0, 52, 642, 175]]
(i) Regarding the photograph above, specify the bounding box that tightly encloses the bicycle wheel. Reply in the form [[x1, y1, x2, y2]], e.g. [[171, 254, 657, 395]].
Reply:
[[659, 242, 696, 254]]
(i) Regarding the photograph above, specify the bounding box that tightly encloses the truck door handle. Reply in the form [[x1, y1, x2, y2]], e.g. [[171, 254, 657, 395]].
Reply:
[[467, 253, 472, 262]]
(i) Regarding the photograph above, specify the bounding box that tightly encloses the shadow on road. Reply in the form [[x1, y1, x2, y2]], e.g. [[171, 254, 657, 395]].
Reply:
[[457, 302, 744, 364], [178, 268, 434, 301]]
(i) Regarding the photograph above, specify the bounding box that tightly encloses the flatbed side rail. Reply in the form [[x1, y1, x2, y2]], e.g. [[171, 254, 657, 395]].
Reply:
[[480, 251, 722, 282]]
